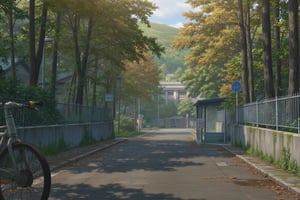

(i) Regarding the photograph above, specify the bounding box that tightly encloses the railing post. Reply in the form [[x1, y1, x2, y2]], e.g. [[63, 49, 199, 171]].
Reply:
[[256, 101, 258, 128], [298, 95, 300, 134], [276, 96, 278, 131], [297, 115, 300, 134]]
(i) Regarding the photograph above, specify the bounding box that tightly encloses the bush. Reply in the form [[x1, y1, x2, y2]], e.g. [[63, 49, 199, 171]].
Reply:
[[0, 78, 62, 126], [114, 114, 135, 132]]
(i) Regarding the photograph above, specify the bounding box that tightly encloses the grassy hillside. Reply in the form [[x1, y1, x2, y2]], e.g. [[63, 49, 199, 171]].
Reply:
[[140, 22, 187, 79], [140, 23, 179, 47]]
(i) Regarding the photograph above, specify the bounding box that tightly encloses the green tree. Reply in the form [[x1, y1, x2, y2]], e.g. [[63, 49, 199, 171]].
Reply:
[[288, 0, 299, 95], [159, 100, 177, 118], [173, 0, 239, 99], [238, 0, 250, 103], [29, 0, 48, 86], [60, 0, 163, 105], [0, 0, 26, 79], [177, 98, 195, 118], [121, 53, 160, 127], [262, 0, 275, 99], [175, 0, 293, 104]]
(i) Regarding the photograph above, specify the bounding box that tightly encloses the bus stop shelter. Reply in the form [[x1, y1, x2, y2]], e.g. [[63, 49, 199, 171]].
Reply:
[[194, 98, 226, 143]]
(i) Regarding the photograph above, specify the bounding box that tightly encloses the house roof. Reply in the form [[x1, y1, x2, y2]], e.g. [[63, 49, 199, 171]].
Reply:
[[194, 98, 225, 106]]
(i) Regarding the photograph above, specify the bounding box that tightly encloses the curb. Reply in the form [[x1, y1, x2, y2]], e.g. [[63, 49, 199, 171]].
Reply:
[[221, 145, 300, 195], [50, 139, 127, 171]]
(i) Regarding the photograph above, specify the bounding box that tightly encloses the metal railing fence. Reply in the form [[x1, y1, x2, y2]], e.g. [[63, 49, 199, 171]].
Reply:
[[0, 103, 112, 127], [238, 95, 300, 133]]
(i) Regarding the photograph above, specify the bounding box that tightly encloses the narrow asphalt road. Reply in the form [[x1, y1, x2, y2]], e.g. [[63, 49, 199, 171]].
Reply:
[[49, 129, 298, 200]]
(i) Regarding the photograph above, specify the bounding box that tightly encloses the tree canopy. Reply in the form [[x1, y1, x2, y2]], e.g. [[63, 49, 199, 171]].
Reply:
[[173, 0, 298, 106], [0, 0, 164, 106]]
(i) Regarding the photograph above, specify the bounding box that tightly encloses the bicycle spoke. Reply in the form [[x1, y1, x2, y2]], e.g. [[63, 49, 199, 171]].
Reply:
[[0, 143, 51, 200]]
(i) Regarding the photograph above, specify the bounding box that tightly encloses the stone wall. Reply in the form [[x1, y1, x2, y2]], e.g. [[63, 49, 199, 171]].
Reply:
[[231, 125, 300, 166]]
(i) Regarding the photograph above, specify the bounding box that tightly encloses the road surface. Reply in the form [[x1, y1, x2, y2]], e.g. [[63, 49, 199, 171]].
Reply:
[[49, 129, 298, 200]]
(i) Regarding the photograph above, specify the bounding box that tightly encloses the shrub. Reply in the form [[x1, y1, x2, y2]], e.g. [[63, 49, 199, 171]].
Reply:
[[114, 114, 135, 132], [0, 78, 62, 126]]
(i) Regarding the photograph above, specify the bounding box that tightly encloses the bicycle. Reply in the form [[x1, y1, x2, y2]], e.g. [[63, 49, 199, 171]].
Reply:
[[0, 101, 51, 200]]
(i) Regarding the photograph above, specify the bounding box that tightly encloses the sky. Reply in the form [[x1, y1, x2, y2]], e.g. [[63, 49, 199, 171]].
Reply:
[[148, 0, 192, 28]]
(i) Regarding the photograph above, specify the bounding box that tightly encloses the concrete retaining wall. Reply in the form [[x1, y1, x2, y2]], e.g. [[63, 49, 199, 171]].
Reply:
[[231, 125, 300, 166], [17, 121, 114, 149]]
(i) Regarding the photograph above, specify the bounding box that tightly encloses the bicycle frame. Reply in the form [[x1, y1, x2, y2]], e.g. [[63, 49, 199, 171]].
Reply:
[[0, 100, 51, 200], [0, 102, 28, 179]]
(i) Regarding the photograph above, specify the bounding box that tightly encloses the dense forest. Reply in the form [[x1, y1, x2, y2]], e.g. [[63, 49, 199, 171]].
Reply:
[[0, 0, 165, 108], [173, 0, 299, 105]]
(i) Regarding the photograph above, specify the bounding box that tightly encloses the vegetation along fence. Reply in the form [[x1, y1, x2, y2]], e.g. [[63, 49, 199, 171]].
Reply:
[[238, 94, 300, 133], [0, 103, 112, 127]]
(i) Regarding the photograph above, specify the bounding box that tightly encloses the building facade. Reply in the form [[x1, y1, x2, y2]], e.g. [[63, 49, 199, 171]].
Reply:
[[160, 82, 188, 104]]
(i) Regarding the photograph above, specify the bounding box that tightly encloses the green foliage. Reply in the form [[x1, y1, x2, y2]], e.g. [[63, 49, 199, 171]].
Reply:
[[280, 147, 291, 170], [0, 78, 22, 100], [41, 138, 69, 156], [237, 143, 300, 177], [179, 64, 222, 98], [277, 147, 300, 175], [159, 101, 177, 118], [246, 146, 273, 163], [80, 129, 96, 146], [177, 98, 196, 118], [0, 78, 62, 126], [114, 114, 135, 133], [288, 159, 298, 173], [140, 23, 179, 47], [122, 53, 160, 106], [140, 22, 187, 77]]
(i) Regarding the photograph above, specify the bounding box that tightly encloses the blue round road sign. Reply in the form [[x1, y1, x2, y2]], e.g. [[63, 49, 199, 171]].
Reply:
[[232, 81, 242, 92]]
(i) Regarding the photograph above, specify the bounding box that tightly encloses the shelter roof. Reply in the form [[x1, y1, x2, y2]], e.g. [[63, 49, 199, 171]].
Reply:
[[194, 98, 225, 106]]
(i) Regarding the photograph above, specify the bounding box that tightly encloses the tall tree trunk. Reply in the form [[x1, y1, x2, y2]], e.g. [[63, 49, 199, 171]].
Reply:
[[238, 0, 250, 103], [92, 58, 99, 107], [288, 0, 299, 95], [8, 1, 16, 79], [245, 0, 254, 102], [67, 72, 77, 104], [50, 12, 62, 98], [70, 14, 82, 103], [275, 0, 282, 96], [29, 0, 48, 86], [75, 18, 93, 105], [29, 0, 36, 85], [262, 0, 275, 99]]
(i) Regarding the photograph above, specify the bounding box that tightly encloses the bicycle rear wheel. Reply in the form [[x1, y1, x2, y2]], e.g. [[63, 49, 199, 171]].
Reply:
[[0, 142, 51, 200]]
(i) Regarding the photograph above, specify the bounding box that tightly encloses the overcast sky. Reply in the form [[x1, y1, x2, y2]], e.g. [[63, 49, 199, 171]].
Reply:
[[148, 0, 192, 28]]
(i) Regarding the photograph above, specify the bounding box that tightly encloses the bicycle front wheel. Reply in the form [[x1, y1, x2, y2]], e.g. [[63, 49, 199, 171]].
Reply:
[[0, 142, 51, 200]]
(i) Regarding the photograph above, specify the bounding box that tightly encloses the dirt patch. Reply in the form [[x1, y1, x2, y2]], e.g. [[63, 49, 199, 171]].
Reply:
[[233, 179, 300, 199]]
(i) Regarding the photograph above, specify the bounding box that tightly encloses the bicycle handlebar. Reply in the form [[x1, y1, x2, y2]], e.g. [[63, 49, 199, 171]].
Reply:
[[0, 101, 43, 109], [28, 101, 43, 109]]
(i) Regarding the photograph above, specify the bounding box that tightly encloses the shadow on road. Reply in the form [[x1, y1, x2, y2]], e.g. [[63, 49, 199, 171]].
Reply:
[[66, 131, 232, 174], [50, 183, 205, 200]]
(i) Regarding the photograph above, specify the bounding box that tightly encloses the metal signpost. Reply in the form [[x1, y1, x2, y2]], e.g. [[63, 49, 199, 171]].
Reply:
[[232, 81, 242, 123]]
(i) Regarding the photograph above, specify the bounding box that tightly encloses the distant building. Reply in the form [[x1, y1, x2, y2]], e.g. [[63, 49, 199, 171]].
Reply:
[[1, 59, 30, 85], [160, 82, 188, 104], [1, 58, 72, 98]]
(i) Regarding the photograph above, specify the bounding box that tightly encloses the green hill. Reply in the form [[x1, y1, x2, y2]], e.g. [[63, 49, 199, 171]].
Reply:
[[140, 23, 179, 47], [140, 22, 187, 80]]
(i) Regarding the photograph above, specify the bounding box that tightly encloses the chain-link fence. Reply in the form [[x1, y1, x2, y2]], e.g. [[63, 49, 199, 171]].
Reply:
[[238, 95, 300, 133]]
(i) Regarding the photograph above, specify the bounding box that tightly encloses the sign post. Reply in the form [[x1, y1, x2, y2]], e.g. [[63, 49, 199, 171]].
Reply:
[[232, 81, 242, 123]]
